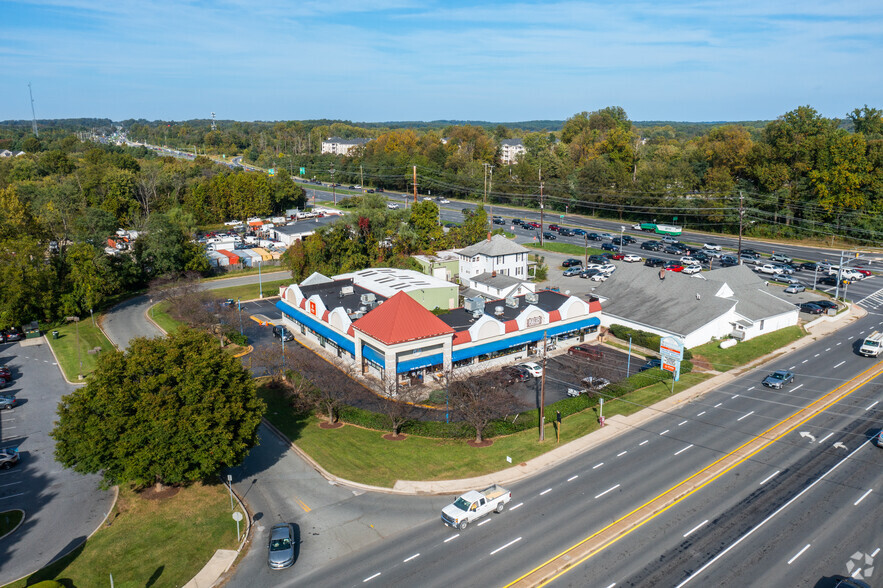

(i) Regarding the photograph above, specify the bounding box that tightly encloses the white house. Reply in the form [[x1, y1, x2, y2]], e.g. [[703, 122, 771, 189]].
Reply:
[[457, 235, 530, 280], [321, 137, 371, 156], [500, 139, 526, 165]]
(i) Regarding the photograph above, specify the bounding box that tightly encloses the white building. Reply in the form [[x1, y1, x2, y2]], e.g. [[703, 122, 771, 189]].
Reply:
[[458, 235, 530, 280], [500, 139, 526, 165], [321, 137, 371, 156]]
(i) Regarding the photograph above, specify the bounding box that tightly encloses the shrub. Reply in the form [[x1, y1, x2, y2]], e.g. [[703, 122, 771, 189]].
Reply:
[[608, 324, 693, 359]]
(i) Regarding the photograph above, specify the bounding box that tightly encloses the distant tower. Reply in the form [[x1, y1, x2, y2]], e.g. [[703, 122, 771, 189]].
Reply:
[[28, 82, 38, 137], [211, 112, 217, 132]]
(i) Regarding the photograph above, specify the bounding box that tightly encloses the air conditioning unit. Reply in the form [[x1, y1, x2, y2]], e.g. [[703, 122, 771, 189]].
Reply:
[[465, 297, 485, 312], [494, 306, 505, 316], [360, 293, 376, 304], [525, 293, 539, 304], [471, 310, 483, 320], [505, 296, 519, 308], [341, 286, 354, 296]]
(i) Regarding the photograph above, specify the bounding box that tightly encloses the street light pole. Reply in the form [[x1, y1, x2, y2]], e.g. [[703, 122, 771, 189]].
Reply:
[[238, 298, 243, 337], [258, 260, 263, 299]]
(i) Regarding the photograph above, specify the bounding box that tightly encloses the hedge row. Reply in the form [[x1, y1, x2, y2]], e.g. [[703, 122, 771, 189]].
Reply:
[[607, 324, 693, 360]]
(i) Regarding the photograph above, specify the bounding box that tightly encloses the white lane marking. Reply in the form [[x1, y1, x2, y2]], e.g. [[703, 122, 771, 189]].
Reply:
[[567, 475, 579, 482], [833, 361, 845, 368], [802, 359, 809, 364], [0, 493, 25, 500], [0, 481, 22, 488], [674, 444, 694, 456], [593, 463, 604, 469], [737, 411, 754, 421], [860, 330, 866, 335], [678, 420, 688, 426], [788, 365, 796, 370], [714, 403, 722, 408], [825, 347, 831, 352], [746, 386, 755, 391], [490, 536, 522, 555], [787, 544, 811, 565], [854, 489, 873, 506], [403, 553, 420, 563], [660, 429, 670, 436], [604, 584, 616, 588], [696, 411, 706, 417], [683, 519, 709, 538], [617, 451, 628, 457], [478, 519, 491, 526], [872, 548, 881, 557], [510, 502, 523, 511], [837, 341, 843, 345], [759, 470, 780, 485], [732, 394, 739, 399], [790, 384, 803, 393], [675, 438, 873, 587], [363, 572, 381, 582], [639, 440, 649, 446], [814, 353, 820, 358], [817, 432, 834, 444], [867, 400, 879, 411], [540, 488, 552, 496], [595, 484, 621, 499], [444, 534, 459, 542]]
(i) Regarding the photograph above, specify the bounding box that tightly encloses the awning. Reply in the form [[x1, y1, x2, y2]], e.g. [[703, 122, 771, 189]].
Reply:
[[397, 353, 444, 373], [276, 300, 355, 354], [451, 317, 599, 362]]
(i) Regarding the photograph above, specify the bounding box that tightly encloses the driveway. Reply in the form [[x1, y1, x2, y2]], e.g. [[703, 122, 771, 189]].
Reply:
[[0, 338, 115, 585]]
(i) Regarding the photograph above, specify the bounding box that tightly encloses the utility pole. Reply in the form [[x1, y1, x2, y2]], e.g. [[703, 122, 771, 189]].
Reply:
[[539, 331, 547, 442], [28, 82, 38, 137], [360, 165, 364, 188], [834, 250, 845, 301], [331, 166, 336, 205], [539, 167, 545, 245], [737, 191, 744, 259], [413, 165, 417, 203]]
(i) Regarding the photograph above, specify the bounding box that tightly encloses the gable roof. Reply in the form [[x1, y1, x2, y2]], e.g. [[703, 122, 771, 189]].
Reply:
[[501, 138, 524, 147], [352, 291, 454, 345], [458, 234, 529, 258]]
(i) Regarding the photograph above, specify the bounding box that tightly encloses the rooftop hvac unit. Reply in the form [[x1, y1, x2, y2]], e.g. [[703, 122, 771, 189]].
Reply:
[[341, 285, 354, 296], [494, 306, 505, 316], [464, 297, 485, 312], [359, 305, 368, 313], [360, 293, 376, 304], [505, 296, 518, 308], [472, 310, 483, 320], [525, 293, 539, 304], [350, 311, 363, 320]]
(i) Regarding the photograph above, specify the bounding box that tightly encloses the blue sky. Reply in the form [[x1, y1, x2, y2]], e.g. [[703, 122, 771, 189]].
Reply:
[[2, 0, 881, 122]]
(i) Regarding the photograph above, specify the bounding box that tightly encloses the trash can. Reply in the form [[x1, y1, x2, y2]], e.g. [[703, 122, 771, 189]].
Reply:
[[51, 330, 59, 339]]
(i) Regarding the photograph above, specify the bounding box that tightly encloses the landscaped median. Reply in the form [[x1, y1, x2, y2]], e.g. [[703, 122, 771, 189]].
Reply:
[[3, 484, 245, 588], [45, 318, 114, 381]]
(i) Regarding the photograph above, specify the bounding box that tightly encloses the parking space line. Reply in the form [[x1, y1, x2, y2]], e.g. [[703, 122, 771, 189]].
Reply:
[[787, 544, 811, 565], [0, 492, 25, 500], [746, 386, 755, 391], [854, 489, 872, 506]]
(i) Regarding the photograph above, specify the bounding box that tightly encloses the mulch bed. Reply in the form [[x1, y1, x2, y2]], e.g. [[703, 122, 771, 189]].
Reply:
[[382, 433, 407, 441], [318, 421, 344, 429], [467, 439, 494, 448]]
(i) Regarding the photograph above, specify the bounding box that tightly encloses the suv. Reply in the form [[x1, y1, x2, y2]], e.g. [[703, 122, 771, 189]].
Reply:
[[492, 216, 505, 225], [644, 257, 666, 267], [548, 224, 561, 232], [661, 235, 678, 245], [769, 252, 793, 264], [272, 325, 294, 342], [640, 241, 661, 251], [562, 258, 582, 267], [601, 243, 620, 252], [720, 255, 739, 267], [568, 344, 603, 360]]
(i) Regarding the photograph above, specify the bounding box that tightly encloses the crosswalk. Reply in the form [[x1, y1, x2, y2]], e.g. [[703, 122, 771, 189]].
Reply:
[[856, 286, 883, 310]]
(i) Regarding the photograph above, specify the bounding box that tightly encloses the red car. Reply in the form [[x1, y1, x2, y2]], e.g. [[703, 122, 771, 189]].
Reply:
[[664, 262, 684, 272], [610, 253, 625, 260], [854, 268, 872, 277], [0, 365, 10, 379], [527, 221, 541, 229]]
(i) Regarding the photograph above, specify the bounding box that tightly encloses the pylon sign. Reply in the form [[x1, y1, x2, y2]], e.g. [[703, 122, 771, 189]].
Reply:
[[660, 336, 684, 382]]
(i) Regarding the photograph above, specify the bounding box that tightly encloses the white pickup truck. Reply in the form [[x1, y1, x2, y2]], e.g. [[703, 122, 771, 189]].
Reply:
[[441, 484, 511, 530]]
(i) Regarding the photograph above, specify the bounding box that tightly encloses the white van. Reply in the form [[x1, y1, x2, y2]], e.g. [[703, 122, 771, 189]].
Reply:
[[859, 331, 883, 357]]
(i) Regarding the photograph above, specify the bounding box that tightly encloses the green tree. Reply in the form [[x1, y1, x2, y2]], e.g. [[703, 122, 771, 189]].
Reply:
[[408, 200, 443, 251], [51, 328, 264, 489]]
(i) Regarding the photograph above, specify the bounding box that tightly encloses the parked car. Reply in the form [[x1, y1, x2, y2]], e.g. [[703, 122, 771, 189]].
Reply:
[[638, 358, 662, 372], [0, 395, 17, 410], [581, 376, 610, 390], [762, 369, 794, 389], [588, 254, 608, 264], [664, 262, 684, 272], [3, 328, 22, 342], [811, 299, 838, 311], [500, 366, 530, 384], [267, 523, 296, 570], [272, 325, 294, 342], [703, 243, 722, 251], [641, 241, 662, 251], [798, 302, 825, 315], [562, 258, 582, 267], [644, 257, 666, 267], [590, 272, 609, 282], [610, 253, 625, 260], [874, 430, 883, 448], [542, 231, 557, 240], [0, 365, 10, 379], [580, 268, 603, 279], [568, 344, 603, 360], [518, 362, 543, 378], [563, 266, 583, 277], [623, 254, 642, 262], [0, 448, 20, 469], [770, 252, 793, 264], [682, 264, 702, 275]]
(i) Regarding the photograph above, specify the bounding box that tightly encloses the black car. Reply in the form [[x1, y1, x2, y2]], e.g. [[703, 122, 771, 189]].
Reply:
[[501, 366, 530, 384], [588, 254, 608, 264], [562, 258, 582, 267], [740, 249, 761, 257], [622, 235, 637, 244], [817, 275, 838, 286], [375, 187, 385, 192], [558, 228, 574, 237], [720, 255, 740, 267], [798, 302, 825, 314], [693, 251, 710, 262], [492, 216, 505, 225], [644, 257, 666, 267], [2, 328, 23, 342], [640, 241, 661, 251], [542, 231, 557, 240], [601, 243, 620, 252], [586, 233, 601, 241], [571, 228, 587, 236], [664, 244, 685, 255], [801, 261, 821, 271], [511, 218, 523, 226], [580, 268, 603, 279], [638, 358, 662, 372], [812, 300, 838, 311]]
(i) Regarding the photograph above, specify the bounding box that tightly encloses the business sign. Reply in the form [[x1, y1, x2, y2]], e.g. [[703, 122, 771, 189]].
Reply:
[[309, 301, 317, 316], [300, 167, 306, 175], [660, 336, 684, 361]]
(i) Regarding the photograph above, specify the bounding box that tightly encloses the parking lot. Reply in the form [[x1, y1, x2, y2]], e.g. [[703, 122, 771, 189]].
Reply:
[[0, 338, 114, 584]]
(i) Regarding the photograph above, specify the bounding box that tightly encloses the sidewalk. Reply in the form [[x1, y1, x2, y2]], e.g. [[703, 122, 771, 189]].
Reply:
[[267, 302, 865, 496]]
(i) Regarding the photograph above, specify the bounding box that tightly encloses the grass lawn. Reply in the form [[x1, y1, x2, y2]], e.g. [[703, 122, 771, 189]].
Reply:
[[202, 266, 289, 281], [47, 319, 115, 380], [5, 484, 244, 588], [690, 326, 805, 372], [260, 373, 712, 487], [0, 510, 23, 539], [525, 242, 606, 256], [210, 278, 292, 302], [148, 301, 181, 334]]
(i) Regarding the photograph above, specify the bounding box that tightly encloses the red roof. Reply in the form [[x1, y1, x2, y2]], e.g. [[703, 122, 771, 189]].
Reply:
[[352, 291, 454, 345], [547, 310, 561, 323], [453, 331, 472, 346]]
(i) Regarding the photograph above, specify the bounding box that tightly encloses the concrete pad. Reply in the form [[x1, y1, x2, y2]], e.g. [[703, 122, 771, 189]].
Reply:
[[184, 549, 238, 588]]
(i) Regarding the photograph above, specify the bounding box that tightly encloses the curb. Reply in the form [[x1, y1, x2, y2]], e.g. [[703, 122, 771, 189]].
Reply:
[[0, 509, 26, 541], [260, 302, 863, 496], [42, 334, 87, 387]]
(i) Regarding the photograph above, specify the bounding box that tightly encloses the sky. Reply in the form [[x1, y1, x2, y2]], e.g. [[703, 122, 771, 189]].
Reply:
[[2, 0, 881, 123]]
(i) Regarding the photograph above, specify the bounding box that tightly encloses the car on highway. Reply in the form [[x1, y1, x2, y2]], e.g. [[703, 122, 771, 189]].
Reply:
[[640, 241, 662, 251], [542, 231, 557, 240], [798, 302, 825, 314], [586, 232, 602, 241], [623, 254, 642, 262], [0, 447, 20, 469], [511, 218, 523, 226], [518, 362, 543, 378], [0, 395, 17, 410], [664, 262, 684, 272], [703, 243, 722, 251], [601, 243, 620, 252], [558, 228, 574, 237], [682, 264, 702, 275], [527, 221, 541, 229], [599, 233, 613, 240], [644, 257, 666, 267], [664, 244, 686, 255], [769, 274, 800, 285], [769, 252, 793, 264], [680, 256, 698, 265], [562, 258, 582, 267], [548, 224, 561, 232], [661, 235, 678, 245], [817, 275, 838, 286], [571, 228, 587, 236], [568, 344, 603, 360], [563, 266, 583, 277], [757, 264, 783, 275], [438, 198, 450, 204], [492, 216, 505, 225], [762, 369, 794, 389], [740, 248, 761, 257], [783, 283, 806, 293], [268, 523, 296, 570]]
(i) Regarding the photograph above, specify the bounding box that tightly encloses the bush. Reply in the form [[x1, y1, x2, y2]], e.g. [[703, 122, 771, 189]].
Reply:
[[608, 324, 693, 359], [427, 390, 448, 405], [225, 330, 248, 346], [338, 405, 388, 430]]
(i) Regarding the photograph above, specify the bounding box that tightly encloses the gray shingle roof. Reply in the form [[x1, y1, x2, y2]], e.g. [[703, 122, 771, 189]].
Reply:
[[469, 272, 524, 289], [458, 235, 529, 258], [501, 139, 524, 147]]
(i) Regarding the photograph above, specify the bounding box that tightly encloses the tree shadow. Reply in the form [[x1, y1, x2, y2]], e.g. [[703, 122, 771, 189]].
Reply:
[[145, 565, 164, 587]]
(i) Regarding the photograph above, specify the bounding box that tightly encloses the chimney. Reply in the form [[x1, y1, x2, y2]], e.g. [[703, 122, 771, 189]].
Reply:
[[492, 270, 497, 277]]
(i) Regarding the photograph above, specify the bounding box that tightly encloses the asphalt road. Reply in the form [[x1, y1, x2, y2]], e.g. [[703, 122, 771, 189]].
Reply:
[[0, 339, 115, 585], [269, 312, 882, 587]]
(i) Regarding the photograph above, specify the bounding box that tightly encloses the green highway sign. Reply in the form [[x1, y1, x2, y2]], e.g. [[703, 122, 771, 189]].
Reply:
[[300, 167, 306, 175]]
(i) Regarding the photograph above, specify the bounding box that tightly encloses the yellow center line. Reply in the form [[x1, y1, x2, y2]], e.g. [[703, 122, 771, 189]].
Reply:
[[503, 360, 883, 588]]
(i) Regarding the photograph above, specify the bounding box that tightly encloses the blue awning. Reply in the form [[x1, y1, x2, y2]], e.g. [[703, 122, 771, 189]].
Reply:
[[276, 300, 355, 355], [451, 317, 599, 362], [397, 353, 444, 373], [361, 344, 384, 366]]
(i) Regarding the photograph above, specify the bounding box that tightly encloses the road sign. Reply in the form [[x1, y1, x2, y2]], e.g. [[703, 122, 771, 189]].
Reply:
[[299, 167, 306, 175]]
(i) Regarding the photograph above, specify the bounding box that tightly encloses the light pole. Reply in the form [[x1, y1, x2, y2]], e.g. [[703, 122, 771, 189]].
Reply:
[[620, 225, 625, 250], [258, 260, 263, 299], [237, 298, 243, 337]]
